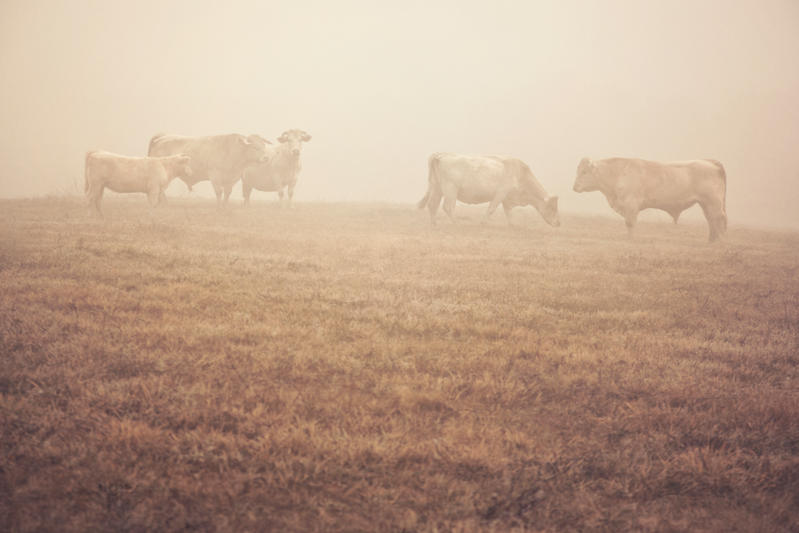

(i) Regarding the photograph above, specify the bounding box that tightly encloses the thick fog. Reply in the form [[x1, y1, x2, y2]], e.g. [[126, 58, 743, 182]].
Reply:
[[1, 0, 798, 228]]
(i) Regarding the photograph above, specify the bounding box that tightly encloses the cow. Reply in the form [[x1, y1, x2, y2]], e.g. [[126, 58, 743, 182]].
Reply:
[[147, 133, 270, 207], [84, 151, 192, 214], [572, 157, 727, 242], [241, 129, 312, 207], [416, 152, 560, 227]]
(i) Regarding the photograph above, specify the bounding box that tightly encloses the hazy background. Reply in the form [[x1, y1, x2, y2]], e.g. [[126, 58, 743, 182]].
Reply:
[[1, 0, 798, 228]]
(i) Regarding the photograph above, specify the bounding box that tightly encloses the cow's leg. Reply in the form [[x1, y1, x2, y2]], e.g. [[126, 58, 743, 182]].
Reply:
[[502, 202, 514, 225], [287, 183, 295, 208], [89, 185, 104, 216], [242, 181, 253, 206], [212, 181, 224, 208], [147, 186, 160, 207], [441, 183, 458, 223], [86, 181, 97, 213], [442, 197, 456, 222], [222, 183, 233, 205], [623, 209, 638, 239], [483, 192, 504, 224], [718, 209, 728, 236], [699, 203, 715, 242], [278, 188, 285, 207], [700, 202, 726, 242], [158, 188, 167, 206], [427, 189, 443, 225]]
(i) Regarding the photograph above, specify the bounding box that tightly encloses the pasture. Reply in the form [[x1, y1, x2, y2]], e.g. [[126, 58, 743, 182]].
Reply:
[[1, 197, 798, 532]]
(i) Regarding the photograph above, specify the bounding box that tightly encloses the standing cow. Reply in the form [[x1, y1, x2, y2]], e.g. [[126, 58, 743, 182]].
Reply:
[[241, 129, 312, 207], [84, 151, 192, 214], [572, 157, 727, 241], [417, 152, 560, 227], [148, 133, 270, 207]]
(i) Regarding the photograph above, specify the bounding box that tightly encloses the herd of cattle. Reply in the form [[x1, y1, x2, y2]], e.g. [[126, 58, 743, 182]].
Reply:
[[84, 130, 728, 241]]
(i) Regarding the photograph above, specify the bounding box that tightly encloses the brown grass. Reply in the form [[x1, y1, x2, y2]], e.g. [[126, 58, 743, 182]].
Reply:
[[1, 197, 798, 532]]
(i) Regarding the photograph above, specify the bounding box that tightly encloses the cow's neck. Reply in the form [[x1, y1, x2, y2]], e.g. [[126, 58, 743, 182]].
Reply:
[[595, 163, 619, 201], [519, 167, 550, 210], [274, 146, 300, 172], [529, 193, 551, 213]]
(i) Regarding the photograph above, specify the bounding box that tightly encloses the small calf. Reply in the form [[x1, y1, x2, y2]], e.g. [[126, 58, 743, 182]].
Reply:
[[85, 151, 192, 214]]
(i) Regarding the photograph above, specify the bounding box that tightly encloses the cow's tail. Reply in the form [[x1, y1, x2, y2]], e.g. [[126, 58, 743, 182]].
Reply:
[[709, 159, 727, 233], [148, 133, 165, 156], [84, 151, 95, 195], [416, 187, 431, 210], [417, 154, 440, 209]]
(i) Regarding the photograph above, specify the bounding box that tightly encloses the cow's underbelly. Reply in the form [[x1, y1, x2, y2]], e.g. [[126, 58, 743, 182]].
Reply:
[[456, 184, 502, 204], [201, 164, 244, 186], [251, 175, 285, 192], [105, 178, 148, 193], [180, 161, 211, 186], [642, 192, 698, 213], [182, 175, 208, 187]]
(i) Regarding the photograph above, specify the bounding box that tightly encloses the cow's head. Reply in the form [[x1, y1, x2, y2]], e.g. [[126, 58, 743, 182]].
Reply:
[[540, 196, 560, 227], [277, 129, 312, 157], [171, 154, 193, 179], [573, 157, 599, 192], [240, 135, 271, 164], [517, 188, 560, 227]]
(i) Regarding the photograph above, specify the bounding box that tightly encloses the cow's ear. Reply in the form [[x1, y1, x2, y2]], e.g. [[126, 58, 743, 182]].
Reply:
[[301, 132, 312, 142]]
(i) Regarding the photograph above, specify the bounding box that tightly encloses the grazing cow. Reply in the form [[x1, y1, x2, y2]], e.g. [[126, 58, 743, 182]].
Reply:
[[84, 151, 192, 214], [572, 157, 727, 241], [241, 129, 312, 207], [417, 152, 560, 227], [147, 133, 270, 207]]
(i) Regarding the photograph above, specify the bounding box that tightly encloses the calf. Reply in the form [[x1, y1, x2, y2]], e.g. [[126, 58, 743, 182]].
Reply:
[[85, 151, 192, 214]]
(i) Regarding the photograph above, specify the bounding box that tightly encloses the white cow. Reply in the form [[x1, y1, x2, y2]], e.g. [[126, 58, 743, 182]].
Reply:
[[241, 129, 312, 207], [84, 151, 192, 214], [572, 157, 727, 241], [417, 152, 560, 226], [147, 133, 270, 207]]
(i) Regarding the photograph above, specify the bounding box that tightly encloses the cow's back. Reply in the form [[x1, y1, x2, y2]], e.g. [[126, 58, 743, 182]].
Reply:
[[435, 153, 512, 204], [642, 159, 724, 204], [148, 135, 191, 157], [436, 153, 507, 184]]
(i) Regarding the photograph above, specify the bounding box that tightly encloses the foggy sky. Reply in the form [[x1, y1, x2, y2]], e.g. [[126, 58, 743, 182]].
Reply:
[[1, 0, 798, 228]]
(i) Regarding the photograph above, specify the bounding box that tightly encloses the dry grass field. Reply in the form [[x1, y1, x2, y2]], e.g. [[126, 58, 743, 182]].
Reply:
[[1, 197, 798, 532]]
